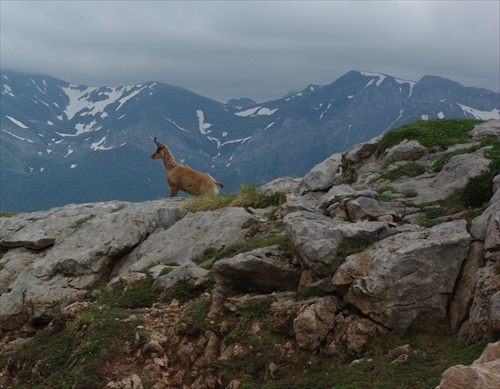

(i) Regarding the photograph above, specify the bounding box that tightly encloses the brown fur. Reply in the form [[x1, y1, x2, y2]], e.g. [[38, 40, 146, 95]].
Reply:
[[151, 137, 224, 197]]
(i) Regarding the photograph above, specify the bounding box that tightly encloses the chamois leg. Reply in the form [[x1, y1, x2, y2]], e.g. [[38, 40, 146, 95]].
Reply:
[[170, 187, 179, 197]]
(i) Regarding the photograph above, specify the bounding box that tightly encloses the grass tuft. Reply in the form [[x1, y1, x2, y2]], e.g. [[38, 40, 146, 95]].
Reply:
[[184, 184, 286, 213]]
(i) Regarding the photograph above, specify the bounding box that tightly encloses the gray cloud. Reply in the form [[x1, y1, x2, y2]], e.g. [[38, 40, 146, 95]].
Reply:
[[1, 1, 498, 103]]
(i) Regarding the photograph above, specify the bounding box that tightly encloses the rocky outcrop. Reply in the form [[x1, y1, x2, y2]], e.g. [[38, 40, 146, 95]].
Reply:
[[1, 119, 499, 387], [333, 220, 470, 332]]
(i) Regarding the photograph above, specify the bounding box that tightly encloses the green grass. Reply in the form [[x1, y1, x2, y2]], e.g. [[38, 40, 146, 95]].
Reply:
[[184, 184, 286, 212], [380, 162, 426, 181], [193, 234, 290, 268], [0, 306, 139, 389], [376, 118, 484, 157], [219, 327, 496, 389], [69, 215, 95, 229], [0, 211, 19, 217], [98, 276, 162, 309]]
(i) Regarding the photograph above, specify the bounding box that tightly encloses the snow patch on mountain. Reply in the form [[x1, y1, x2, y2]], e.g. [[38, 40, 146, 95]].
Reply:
[[62, 84, 146, 122], [197, 110, 213, 134], [91, 137, 114, 151], [2, 84, 14, 97], [165, 117, 189, 132], [2, 130, 34, 143], [5, 116, 28, 129], [235, 106, 278, 117], [457, 104, 500, 120]]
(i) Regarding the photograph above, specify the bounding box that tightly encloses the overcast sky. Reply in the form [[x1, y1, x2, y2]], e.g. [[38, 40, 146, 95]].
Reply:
[[1, 1, 499, 103]]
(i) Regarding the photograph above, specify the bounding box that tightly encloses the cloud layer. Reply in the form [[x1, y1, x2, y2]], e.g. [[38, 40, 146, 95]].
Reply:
[[1, 1, 499, 102]]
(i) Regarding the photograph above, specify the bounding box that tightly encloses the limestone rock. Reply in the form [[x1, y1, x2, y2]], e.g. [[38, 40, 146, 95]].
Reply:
[[213, 246, 301, 293], [0, 200, 184, 330], [285, 210, 387, 277], [333, 220, 470, 331], [469, 119, 500, 141], [117, 207, 254, 274], [393, 151, 491, 204], [153, 262, 208, 289], [382, 139, 428, 163], [260, 177, 302, 195], [345, 196, 405, 221], [458, 261, 500, 344], [303, 153, 342, 191]]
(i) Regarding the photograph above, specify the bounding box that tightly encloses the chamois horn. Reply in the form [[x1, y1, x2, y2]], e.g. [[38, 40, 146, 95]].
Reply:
[[154, 137, 162, 146]]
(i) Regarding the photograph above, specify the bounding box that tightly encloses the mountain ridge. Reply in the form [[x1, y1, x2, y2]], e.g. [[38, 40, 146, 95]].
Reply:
[[1, 69, 499, 212]]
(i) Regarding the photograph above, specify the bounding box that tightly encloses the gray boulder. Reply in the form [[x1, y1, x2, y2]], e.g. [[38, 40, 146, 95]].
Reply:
[[115, 207, 254, 274], [284, 210, 387, 277], [382, 139, 428, 163], [345, 196, 405, 221], [212, 246, 301, 294], [260, 177, 302, 195], [154, 262, 209, 289], [332, 220, 471, 332], [302, 153, 342, 191], [393, 151, 491, 204], [0, 199, 184, 330]]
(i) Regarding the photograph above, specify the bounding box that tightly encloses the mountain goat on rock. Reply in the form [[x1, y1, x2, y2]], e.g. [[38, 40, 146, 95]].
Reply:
[[151, 137, 224, 197]]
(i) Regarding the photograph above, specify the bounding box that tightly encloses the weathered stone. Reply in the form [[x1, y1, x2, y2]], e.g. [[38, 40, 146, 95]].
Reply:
[[382, 139, 428, 163], [436, 341, 500, 389], [260, 177, 302, 195], [153, 263, 208, 289], [213, 246, 301, 293], [117, 207, 254, 274], [449, 241, 486, 332], [303, 153, 342, 191], [293, 296, 340, 350], [333, 220, 470, 332], [285, 210, 387, 277], [458, 261, 500, 344], [393, 151, 491, 204], [0, 200, 184, 330], [282, 193, 318, 215], [469, 119, 500, 141], [343, 139, 379, 164], [290, 296, 386, 360], [345, 196, 405, 221]]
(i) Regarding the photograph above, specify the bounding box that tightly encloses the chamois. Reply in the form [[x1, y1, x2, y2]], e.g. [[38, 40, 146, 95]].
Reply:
[[151, 137, 224, 197]]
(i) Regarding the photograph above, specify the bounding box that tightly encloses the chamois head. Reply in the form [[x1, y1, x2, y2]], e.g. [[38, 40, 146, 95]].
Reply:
[[151, 137, 165, 160]]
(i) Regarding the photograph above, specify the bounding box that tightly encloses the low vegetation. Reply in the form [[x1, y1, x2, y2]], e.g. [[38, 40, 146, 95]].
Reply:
[[376, 118, 484, 156], [184, 184, 286, 212], [69, 214, 95, 229]]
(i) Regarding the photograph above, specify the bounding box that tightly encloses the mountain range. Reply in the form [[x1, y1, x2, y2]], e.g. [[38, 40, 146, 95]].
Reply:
[[1, 69, 499, 212]]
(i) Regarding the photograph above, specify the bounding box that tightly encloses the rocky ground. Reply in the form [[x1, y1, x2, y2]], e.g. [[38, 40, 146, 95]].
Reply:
[[1, 119, 499, 388]]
